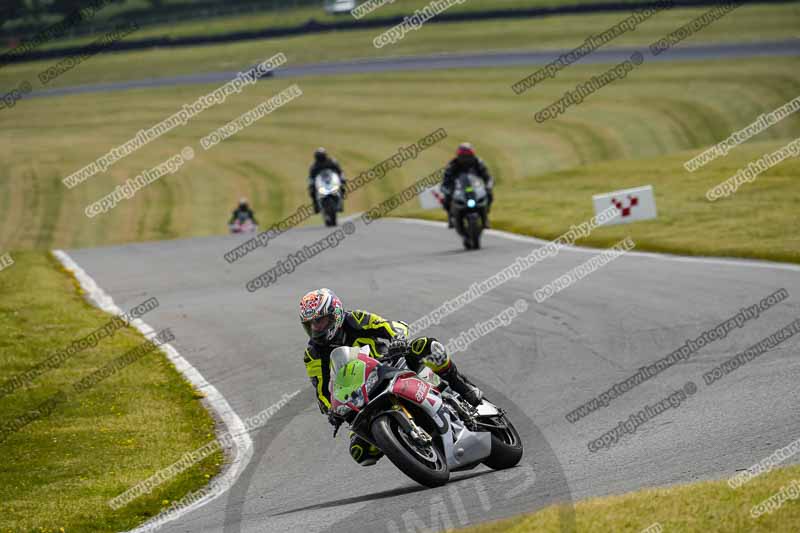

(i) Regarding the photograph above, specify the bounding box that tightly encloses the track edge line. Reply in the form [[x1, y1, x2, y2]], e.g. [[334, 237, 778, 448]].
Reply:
[[390, 217, 800, 272], [51, 249, 254, 533]]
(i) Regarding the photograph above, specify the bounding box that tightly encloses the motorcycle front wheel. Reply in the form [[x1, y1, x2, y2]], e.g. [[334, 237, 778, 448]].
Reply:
[[325, 209, 337, 226], [371, 414, 450, 487], [322, 199, 337, 226], [466, 213, 481, 250]]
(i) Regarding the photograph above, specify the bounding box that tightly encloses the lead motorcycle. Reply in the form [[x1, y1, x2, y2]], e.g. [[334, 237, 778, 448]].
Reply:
[[450, 173, 489, 250], [315, 169, 344, 227], [329, 345, 523, 487]]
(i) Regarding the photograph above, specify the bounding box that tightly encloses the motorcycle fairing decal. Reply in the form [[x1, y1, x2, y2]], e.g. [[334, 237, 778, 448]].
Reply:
[[358, 352, 380, 405], [416, 366, 442, 389], [333, 359, 366, 403], [330, 347, 376, 415], [392, 376, 431, 406], [430, 404, 449, 434], [424, 389, 443, 414]]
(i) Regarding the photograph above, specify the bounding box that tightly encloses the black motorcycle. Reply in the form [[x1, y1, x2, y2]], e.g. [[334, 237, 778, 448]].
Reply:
[[450, 173, 489, 250]]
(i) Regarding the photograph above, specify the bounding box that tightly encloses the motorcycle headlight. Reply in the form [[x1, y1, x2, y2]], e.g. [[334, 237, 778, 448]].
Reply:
[[467, 199, 476, 208], [318, 187, 326, 194]]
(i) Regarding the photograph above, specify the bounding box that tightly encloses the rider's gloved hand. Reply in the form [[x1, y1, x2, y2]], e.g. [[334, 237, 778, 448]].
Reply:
[[328, 411, 344, 437], [386, 337, 410, 359]]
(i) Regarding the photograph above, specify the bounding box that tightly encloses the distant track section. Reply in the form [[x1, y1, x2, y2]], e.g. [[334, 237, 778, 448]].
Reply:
[[23, 40, 800, 100], [2, 0, 795, 66]]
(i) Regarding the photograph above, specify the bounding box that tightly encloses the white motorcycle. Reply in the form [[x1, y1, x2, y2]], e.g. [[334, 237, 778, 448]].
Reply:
[[315, 170, 344, 227]]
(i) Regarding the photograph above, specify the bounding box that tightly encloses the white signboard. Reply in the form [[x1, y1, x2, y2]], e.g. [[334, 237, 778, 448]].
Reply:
[[419, 185, 444, 210], [593, 185, 657, 226]]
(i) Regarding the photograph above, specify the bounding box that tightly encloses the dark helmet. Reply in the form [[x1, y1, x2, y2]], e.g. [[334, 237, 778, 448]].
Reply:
[[314, 147, 327, 163], [299, 288, 345, 344], [456, 142, 476, 163]]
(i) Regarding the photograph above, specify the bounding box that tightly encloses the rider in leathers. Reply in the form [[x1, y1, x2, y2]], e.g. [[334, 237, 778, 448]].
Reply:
[[229, 197, 257, 225], [441, 142, 494, 228], [308, 148, 346, 213], [300, 288, 483, 466]]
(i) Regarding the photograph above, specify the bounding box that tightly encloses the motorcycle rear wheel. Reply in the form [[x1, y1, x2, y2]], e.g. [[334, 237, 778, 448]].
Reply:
[[482, 413, 523, 470], [372, 414, 450, 487]]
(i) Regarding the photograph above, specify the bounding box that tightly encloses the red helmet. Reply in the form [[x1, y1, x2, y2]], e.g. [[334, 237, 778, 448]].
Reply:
[[299, 288, 344, 344], [456, 142, 475, 158]]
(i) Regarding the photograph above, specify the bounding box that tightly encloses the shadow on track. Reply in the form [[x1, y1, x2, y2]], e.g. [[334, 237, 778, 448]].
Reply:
[[268, 470, 493, 517]]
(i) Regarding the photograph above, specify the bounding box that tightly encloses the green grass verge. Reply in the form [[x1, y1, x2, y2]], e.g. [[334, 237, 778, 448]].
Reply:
[[402, 139, 800, 263], [0, 252, 222, 532], [0, 4, 797, 89], [5, 0, 683, 51], [0, 55, 797, 263], [456, 464, 800, 532]]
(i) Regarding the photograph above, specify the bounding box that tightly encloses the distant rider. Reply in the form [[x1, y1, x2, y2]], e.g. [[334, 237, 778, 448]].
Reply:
[[308, 148, 347, 213], [229, 197, 257, 225], [299, 288, 483, 466], [441, 142, 494, 228]]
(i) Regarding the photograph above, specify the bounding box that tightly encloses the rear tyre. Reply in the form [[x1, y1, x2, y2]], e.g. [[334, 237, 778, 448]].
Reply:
[[482, 414, 523, 470], [372, 414, 450, 487]]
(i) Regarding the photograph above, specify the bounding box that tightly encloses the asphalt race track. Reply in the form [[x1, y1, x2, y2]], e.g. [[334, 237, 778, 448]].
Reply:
[[66, 217, 800, 533], [26, 39, 800, 100]]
